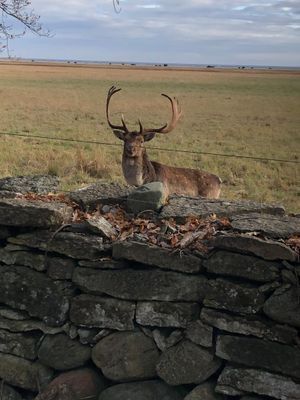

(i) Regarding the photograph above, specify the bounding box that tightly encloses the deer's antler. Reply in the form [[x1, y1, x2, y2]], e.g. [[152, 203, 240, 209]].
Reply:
[[139, 94, 182, 135], [106, 86, 129, 133]]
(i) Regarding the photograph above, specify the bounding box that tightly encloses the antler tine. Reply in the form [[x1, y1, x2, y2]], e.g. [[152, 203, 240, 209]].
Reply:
[[140, 93, 182, 136], [106, 86, 129, 133]]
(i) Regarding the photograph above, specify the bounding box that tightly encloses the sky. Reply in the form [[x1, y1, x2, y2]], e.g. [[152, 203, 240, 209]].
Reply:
[[4, 0, 300, 66]]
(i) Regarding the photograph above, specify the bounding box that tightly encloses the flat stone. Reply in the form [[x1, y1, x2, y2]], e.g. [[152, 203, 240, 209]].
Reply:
[[0, 247, 47, 271], [136, 301, 200, 328], [73, 267, 208, 301], [8, 230, 110, 259], [68, 182, 132, 210], [263, 285, 300, 328], [216, 334, 300, 379], [0, 175, 60, 194], [156, 339, 222, 385], [152, 329, 183, 351], [0, 382, 23, 400], [0, 226, 11, 239], [38, 333, 91, 371], [184, 381, 223, 400], [0, 328, 40, 360], [204, 250, 280, 282], [127, 181, 167, 213], [70, 294, 135, 330], [92, 331, 160, 381], [0, 199, 72, 227], [231, 213, 300, 238], [35, 368, 106, 400], [98, 380, 186, 400], [216, 366, 300, 400], [160, 196, 285, 222], [0, 265, 69, 326], [185, 319, 213, 347], [204, 278, 265, 314], [46, 257, 76, 280], [212, 233, 297, 262], [0, 353, 53, 391], [85, 215, 117, 238], [113, 240, 202, 273], [201, 307, 298, 344], [79, 258, 128, 269]]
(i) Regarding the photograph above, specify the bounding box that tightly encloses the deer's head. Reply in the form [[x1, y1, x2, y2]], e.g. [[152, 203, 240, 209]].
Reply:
[[106, 86, 182, 158]]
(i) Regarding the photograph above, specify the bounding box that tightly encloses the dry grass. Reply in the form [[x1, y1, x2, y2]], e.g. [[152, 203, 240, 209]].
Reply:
[[0, 61, 299, 211]]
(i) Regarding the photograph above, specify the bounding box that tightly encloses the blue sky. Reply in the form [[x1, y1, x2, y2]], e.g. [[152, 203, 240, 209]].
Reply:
[[6, 0, 300, 66]]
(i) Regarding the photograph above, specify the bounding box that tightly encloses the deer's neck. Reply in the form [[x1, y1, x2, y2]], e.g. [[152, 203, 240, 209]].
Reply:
[[122, 149, 156, 186]]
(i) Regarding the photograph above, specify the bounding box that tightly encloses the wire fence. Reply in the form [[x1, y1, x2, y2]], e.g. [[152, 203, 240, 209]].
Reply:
[[1, 130, 299, 165]]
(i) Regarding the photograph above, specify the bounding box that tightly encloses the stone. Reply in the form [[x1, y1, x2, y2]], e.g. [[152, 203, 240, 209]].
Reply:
[[0, 247, 47, 271], [70, 294, 135, 330], [185, 319, 213, 347], [0, 353, 53, 391], [200, 308, 298, 344], [184, 381, 223, 400], [68, 182, 132, 210], [98, 380, 187, 400], [156, 340, 222, 385], [216, 334, 300, 379], [0, 381, 23, 400], [46, 257, 76, 280], [0, 199, 72, 228], [0, 175, 60, 194], [152, 329, 183, 351], [8, 231, 110, 260], [0, 226, 11, 239], [212, 233, 297, 262], [113, 240, 203, 273], [91, 331, 160, 381], [263, 285, 300, 328], [204, 279, 265, 314], [136, 301, 200, 328], [216, 366, 300, 400], [127, 182, 167, 213], [0, 306, 28, 321], [203, 250, 280, 282], [0, 265, 69, 326], [38, 333, 91, 370], [34, 368, 106, 400], [73, 267, 208, 301], [0, 328, 40, 360], [85, 215, 117, 238], [231, 213, 300, 238], [79, 258, 128, 269], [160, 196, 285, 222]]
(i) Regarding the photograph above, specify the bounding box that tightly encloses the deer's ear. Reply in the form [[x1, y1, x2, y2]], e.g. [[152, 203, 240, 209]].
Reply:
[[143, 132, 156, 142], [113, 130, 126, 140]]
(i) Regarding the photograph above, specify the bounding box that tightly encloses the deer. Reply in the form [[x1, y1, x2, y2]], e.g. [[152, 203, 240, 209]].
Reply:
[[106, 86, 222, 199]]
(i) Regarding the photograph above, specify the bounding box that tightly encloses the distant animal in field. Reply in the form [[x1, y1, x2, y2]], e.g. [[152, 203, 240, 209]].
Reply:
[[106, 86, 222, 198]]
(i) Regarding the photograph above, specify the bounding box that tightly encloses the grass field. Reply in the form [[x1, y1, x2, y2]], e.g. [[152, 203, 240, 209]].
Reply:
[[0, 61, 299, 212]]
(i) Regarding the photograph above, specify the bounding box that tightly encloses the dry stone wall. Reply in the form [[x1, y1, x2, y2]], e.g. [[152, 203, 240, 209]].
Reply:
[[0, 176, 299, 400]]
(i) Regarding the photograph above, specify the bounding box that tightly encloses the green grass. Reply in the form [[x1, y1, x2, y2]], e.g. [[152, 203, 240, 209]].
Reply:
[[0, 62, 299, 211]]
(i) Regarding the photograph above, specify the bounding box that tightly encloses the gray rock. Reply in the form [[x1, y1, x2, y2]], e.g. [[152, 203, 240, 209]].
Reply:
[[46, 257, 76, 280], [77, 328, 100, 345], [216, 366, 300, 400], [127, 182, 167, 213], [152, 329, 183, 352], [0, 353, 53, 391], [113, 241, 203, 273], [185, 320, 213, 347], [160, 196, 285, 222], [0, 306, 28, 321], [79, 258, 128, 269], [136, 301, 200, 328], [0, 265, 69, 326], [231, 213, 300, 238], [216, 334, 300, 379], [204, 250, 280, 282], [8, 231, 110, 260], [184, 381, 223, 400], [38, 333, 91, 370], [0, 328, 40, 360], [70, 294, 135, 330], [73, 267, 208, 301], [0, 381, 23, 400], [204, 279, 265, 314], [98, 380, 186, 400], [0, 199, 72, 228], [156, 340, 222, 385], [0, 175, 60, 194], [69, 182, 132, 210], [201, 307, 298, 344], [263, 285, 300, 328], [0, 226, 11, 239], [92, 331, 160, 381], [212, 233, 297, 262], [85, 215, 117, 238], [0, 247, 47, 271]]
